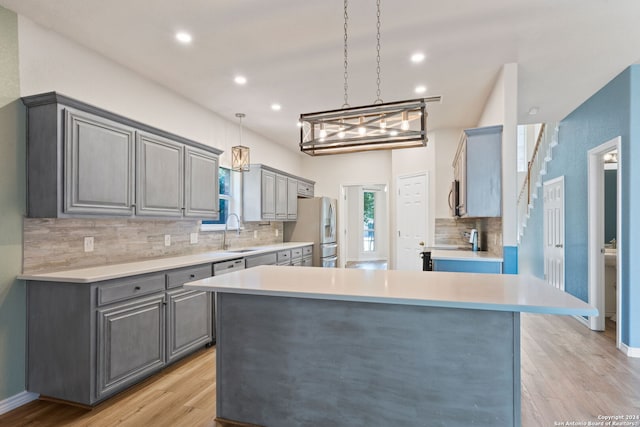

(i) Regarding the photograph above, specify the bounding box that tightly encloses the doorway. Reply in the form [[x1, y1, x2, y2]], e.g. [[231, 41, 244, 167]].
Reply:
[[342, 184, 388, 267], [395, 172, 428, 271], [588, 137, 622, 348]]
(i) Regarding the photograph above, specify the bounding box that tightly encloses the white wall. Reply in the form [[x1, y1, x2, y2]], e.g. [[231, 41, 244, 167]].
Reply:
[[17, 16, 303, 175], [302, 150, 391, 266], [477, 63, 519, 248]]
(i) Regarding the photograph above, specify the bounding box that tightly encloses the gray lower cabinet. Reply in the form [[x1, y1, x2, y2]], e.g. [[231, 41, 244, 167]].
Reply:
[[96, 294, 166, 399], [166, 288, 212, 362], [26, 264, 213, 406]]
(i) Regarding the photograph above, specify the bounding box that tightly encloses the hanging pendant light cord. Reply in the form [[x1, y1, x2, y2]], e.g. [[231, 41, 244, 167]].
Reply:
[[374, 0, 383, 104], [342, 0, 350, 108]]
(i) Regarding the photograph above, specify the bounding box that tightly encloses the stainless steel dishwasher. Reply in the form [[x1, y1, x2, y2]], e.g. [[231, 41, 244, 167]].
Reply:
[[211, 258, 245, 343]]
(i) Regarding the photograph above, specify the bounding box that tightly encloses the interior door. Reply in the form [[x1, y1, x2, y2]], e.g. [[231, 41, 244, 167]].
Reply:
[[543, 177, 565, 290], [396, 173, 428, 270]]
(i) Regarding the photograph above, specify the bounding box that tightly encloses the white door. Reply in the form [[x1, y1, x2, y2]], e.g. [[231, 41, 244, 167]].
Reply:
[[543, 177, 565, 290], [396, 173, 428, 270]]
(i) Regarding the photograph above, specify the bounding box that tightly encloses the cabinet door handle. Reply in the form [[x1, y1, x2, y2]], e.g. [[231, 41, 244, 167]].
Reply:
[[134, 286, 141, 291], [189, 274, 196, 278]]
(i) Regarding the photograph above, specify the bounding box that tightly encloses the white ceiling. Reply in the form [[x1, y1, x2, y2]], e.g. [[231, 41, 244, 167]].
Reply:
[[3, 0, 640, 151]]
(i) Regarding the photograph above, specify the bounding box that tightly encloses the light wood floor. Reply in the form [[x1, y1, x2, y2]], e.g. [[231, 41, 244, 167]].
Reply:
[[2, 314, 639, 426]]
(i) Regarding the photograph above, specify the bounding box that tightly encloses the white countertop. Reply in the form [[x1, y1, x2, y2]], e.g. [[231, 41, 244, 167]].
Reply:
[[430, 249, 503, 262], [17, 242, 313, 283], [185, 265, 596, 316]]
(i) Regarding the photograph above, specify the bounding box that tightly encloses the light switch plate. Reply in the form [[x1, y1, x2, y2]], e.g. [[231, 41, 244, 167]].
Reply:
[[84, 236, 94, 252], [164, 234, 171, 247], [275, 229, 279, 237], [190, 232, 198, 244], [253, 230, 258, 239]]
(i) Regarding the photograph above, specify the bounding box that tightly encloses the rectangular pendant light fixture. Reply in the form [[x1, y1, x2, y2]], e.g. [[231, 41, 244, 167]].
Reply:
[[299, 97, 440, 156]]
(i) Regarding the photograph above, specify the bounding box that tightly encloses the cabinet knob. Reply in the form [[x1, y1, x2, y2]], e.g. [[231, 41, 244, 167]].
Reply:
[[189, 274, 196, 278]]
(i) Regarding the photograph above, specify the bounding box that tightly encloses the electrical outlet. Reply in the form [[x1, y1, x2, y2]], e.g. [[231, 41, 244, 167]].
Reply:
[[253, 230, 258, 239], [190, 232, 198, 244], [164, 234, 171, 247], [84, 236, 94, 253], [275, 229, 279, 237]]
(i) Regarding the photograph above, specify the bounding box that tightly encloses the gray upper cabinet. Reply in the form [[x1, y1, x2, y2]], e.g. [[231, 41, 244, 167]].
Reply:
[[22, 92, 222, 219], [297, 179, 315, 198], [261, 169, 277, 220], [64, 109, 136, 215], [243, 164, 311, 222], [287, 178, 298, 220], [275, 174, 288, 220], [184, 147, 219, 219], [136, 132, 184, 217], [453, 125, 502, 217]]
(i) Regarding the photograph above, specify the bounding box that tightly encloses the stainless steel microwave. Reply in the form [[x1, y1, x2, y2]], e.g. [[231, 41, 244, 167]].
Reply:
[[449, 180, 460, 217]]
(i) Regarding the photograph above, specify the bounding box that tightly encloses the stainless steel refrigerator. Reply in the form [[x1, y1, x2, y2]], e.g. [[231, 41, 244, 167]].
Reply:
[[284, 197, 338, 267]]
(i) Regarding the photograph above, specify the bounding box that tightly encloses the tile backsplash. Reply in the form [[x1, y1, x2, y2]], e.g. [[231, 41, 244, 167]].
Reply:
[[434, 217, 503, 256], [23, 218, 283, 274]]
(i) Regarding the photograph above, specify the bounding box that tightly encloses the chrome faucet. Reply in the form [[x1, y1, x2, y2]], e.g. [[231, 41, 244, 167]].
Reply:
[[222, 213, 241, 250]]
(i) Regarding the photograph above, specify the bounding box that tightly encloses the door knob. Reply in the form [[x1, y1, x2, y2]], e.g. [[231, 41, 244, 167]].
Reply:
[[555, 244, 563, 248]]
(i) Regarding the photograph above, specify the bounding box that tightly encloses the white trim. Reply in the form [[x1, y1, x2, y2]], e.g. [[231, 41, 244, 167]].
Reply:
[[0, 391, 39, 415], [620, 342, 640, 358], [587, 137, 622, 349]]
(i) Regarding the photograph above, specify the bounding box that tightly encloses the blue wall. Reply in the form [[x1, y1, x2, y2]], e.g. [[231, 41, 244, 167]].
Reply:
[[519, 66, 639, 347]]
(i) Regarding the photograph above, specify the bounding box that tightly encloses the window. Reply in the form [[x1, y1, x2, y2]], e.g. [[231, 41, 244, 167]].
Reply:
[[363, 191, 375, 252], [517, 125, 527, 173], [201, 167, 241, 231]]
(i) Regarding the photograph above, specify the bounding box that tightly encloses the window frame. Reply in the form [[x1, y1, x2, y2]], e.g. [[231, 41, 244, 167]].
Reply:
[[200, 167, 243, 232]]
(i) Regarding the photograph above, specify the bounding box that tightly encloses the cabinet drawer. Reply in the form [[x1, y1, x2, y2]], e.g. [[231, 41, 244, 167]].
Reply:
[[98, 273, 165, 306], [303, 246, 313, 256], [246, 252, 277, 268], [166, 264, 212, 289], [291, 248, 303, 260], [277, 250, 291, 263]]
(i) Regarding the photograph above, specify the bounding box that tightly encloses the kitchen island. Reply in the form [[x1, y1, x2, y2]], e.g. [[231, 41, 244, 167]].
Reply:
[[185, 266, 596, 427]]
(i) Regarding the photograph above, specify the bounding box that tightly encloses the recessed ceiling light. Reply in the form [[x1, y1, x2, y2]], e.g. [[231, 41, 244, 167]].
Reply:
[[234, 75, 247, 85], [296, 121, 303, 127], [175, 32, 192, 44], [410, 52, 425, 63], [414, 85, 427, 94], [271, 103, 282, 111], [528, 107, 539, 115]]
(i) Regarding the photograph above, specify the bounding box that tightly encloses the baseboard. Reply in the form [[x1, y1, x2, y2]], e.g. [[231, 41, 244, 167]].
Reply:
[[620, 342, 640, 358], [572, 315, 590, 327], [0, 391, 39, 415]]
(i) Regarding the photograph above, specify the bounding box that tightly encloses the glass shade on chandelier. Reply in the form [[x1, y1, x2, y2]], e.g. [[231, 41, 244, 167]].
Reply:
[[299, 97, 439, 156]]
